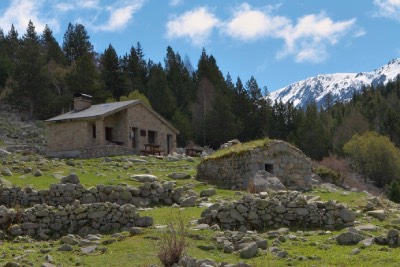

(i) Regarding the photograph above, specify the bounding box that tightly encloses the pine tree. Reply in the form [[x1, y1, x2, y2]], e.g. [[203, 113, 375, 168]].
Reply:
[[62, 23, 93, 64], [100, 44, 128, 99]]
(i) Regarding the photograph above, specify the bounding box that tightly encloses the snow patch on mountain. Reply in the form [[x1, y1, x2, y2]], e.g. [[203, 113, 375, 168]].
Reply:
[[268, 59, 400, 109]]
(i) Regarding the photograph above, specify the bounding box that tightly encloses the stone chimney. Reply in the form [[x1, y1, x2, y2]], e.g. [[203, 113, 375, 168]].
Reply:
[[73, 93, 92, 111]]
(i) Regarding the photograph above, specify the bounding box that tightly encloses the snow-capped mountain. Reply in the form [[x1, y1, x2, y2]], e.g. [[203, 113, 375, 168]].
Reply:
[[268, 59, 400, 109]]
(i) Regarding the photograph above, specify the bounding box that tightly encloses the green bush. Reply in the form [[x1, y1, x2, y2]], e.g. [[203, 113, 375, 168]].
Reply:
[[314, 166, 341, 184], [343, 131, 400, 187], [388, 179, 400, 203]]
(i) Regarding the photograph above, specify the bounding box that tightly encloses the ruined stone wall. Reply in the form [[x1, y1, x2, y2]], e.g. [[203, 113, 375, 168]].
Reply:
[[196, 140, 312, 190], [0, 181, 191, 208], [0, 202, 148, 239], [0, 180, 197, 239], [199, 192, 355, 231]]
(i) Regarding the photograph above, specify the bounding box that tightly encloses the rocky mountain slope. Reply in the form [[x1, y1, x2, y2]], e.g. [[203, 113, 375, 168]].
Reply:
[[268, 58, 400, 109], [0, 103, 46, 154]]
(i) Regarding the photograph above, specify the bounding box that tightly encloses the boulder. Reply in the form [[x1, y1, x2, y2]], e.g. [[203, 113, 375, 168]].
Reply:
[[367, 210, 386, 221], [135, 216, 153, 227], [60, 173, 80, 184], [239, 242, 258, 259], [180, 196, 198, 207], [200, 188, 217, 197], [248, 171, 285, 192], [339, 209, 356, 223], [336, 232, 365, 245], [1, 167, 12, 176], [130, 174, 158, 183], [0, 178, 12, 187]]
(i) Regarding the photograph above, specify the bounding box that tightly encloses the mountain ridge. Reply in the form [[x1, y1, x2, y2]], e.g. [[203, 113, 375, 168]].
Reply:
[[268, 58, 400, 109]]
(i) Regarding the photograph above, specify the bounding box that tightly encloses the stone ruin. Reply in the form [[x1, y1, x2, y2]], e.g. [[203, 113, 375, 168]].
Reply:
[[199, 191, 356, 231], [196, 140, 312, 191], [0, 174, 199, 239]]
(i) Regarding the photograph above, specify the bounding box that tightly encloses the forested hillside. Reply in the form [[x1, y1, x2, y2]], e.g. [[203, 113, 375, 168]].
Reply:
[[1, 21, 399, 159]]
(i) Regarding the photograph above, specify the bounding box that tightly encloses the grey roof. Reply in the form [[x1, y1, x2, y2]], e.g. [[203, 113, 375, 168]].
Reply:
[[46, 99, 179, 134], [46, 100, 139, 121]]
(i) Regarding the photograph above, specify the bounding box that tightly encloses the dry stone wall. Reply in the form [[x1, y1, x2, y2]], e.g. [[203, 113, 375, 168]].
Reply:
[[0, 180, 194, 208], [46, 145, 135, 158], [199, 191, 356, 231], [0, 177, 198, 239], [196, 140, 312, 190], [0, 202, 148, 239]]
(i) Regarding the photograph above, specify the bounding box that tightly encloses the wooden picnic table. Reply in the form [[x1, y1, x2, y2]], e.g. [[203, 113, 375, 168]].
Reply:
[[142, 144, 163, 155]]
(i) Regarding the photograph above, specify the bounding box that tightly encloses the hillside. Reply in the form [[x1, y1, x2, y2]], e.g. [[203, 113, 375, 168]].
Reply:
[[268, 59, 400, 108]]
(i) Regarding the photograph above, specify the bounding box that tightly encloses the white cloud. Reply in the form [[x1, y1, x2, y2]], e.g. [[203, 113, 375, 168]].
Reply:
[[167, 3, 358, 63], [0, 0, 58, 34], [277, 13, 356, 63], [223, 3, 289, 40], [169, 0, 183, 7], [166, 7, 220, 46], [94, 1, 145, 32], [373, 0, 400, 20]]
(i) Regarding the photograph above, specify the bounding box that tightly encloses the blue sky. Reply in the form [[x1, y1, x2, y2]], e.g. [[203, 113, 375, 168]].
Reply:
[[0, 0, 399, 92]]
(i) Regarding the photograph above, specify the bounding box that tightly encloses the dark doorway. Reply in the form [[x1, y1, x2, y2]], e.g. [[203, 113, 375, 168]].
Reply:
[[105, 127, 113, 142], [148, 130, 156, 144], [167, 134, 173, 154], [265, 164, 274, 173], [131, 127, 138, 148]]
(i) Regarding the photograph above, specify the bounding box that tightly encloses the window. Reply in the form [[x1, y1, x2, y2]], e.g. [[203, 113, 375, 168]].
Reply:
[[265, 164, 274, 173], [92, 125, 96, 138]]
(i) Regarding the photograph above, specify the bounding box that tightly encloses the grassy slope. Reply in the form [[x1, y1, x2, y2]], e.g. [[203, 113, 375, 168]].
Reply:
[[0, 153, 399, 266]]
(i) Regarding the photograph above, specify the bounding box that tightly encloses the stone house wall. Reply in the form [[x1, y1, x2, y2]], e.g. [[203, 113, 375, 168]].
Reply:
[[46, 102, 178, 157], [196, 140, 312, 190]]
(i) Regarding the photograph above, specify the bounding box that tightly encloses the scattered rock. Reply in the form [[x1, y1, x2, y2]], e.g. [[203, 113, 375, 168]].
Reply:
[[367, 210, 386, 221], [180, 196, 198, 207], [336, 232, 365, 245], [60, 173, 80, 184], [135, 216, 153, 227], [34, 169, 43, 177], [81, 245, 97, 254], [57, 244, 73, 251], [130, 174, 158, 183], [129, 227, 143, 235], [168, 172, 191, 179], [239, 242, 258, 259], [200, 188, 217, 197], [1, 167, 12, 176]]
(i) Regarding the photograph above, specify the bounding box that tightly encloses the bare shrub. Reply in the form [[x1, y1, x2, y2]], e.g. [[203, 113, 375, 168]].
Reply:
[[157, 213, 188, 267], [316, 155, 351, 185]]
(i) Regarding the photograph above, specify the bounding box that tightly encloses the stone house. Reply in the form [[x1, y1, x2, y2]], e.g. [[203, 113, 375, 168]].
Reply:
[[46, 94, 179, 158], [196, 140, 312, 190]]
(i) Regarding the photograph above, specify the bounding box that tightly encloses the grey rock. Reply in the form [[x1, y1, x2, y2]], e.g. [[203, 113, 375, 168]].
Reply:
[[336, 232, 365, 245], [200, 188, 217, 197], [350, 248, 361, 255], [131, 174, 158, 183], [135, 216, 153, 227], [1, 167, 12, 176], [81, 245, 97, 254], [367, 210, 386, 221], [387, 229, 400, 238], [339, 209, 356, 223], [355, 224, 379, 232], [164, 156, 180, 162], [198, 245, 215, 251], [34, 169, 43, 177], [130, 227, 143, 235], [180, 196, 197, 207], [41, 263, 56, 267], [239, 242, 258, 259], [61, 235, 79, 245], [168, 172, 191, 179], [60, 173, 80, 184], [0, 178, 12, 187], [248, 171, 286, 192], [57, 244, 73, 251], [359, 237, 375, 248]]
